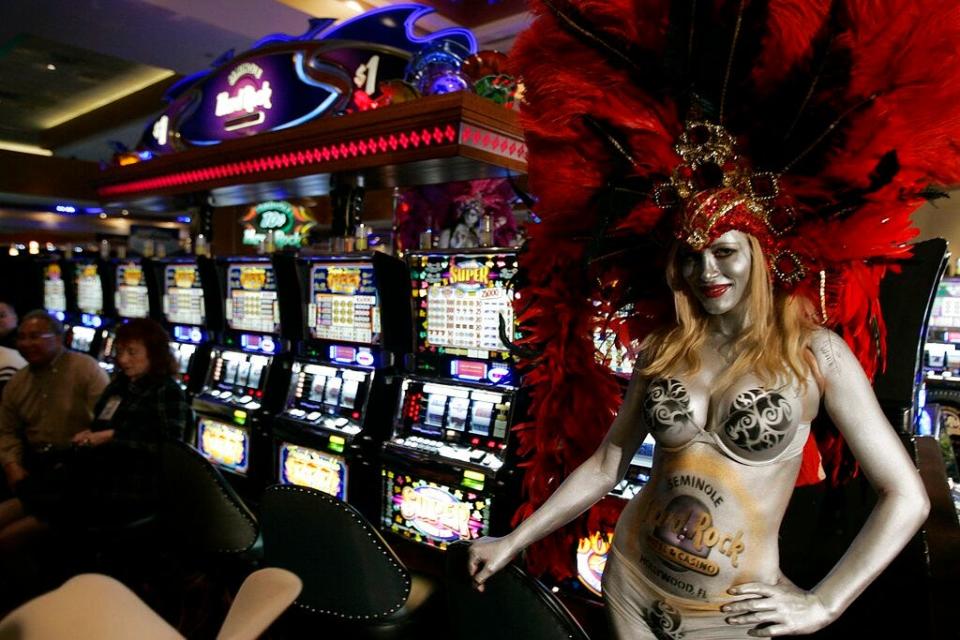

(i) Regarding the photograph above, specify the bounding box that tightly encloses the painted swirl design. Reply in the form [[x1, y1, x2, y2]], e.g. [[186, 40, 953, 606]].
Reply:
[[643, 378, 693, 432], [642, 600, 685, 640], [721, 389, 793, 453]]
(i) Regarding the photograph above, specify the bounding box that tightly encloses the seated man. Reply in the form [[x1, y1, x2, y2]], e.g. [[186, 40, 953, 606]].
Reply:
[[0, 311, 109, 494]]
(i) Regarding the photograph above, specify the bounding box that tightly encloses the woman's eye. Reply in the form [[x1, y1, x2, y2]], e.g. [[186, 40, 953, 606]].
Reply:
[[713, 248, 735, 258]]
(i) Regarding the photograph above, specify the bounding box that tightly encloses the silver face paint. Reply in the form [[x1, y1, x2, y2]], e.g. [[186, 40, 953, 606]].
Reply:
[[680, 230, 752, 316]]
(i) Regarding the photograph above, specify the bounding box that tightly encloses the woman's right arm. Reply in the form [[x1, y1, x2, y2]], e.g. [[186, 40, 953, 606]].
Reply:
[[468, 369, 651, 588]]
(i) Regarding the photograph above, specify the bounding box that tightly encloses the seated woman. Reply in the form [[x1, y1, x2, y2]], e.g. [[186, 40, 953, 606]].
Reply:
[[0, 318, 190, 544]]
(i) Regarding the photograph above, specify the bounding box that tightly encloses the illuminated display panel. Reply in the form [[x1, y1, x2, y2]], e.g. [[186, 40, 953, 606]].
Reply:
[[209, 350, 272, 394], [115, 262, 149, 318], [225, 263, 280, 333], [286, 362, 370, 430], [43, 263, 66, 312], [576, 531, 614, 597], [163, 264, 206, 326], [593, 326, 635, 376], [395, 378, 511, 448], [414, 253, 517, 355], [70, 326, 96, 353], [278, 443, 347, 500], [308, 262, 381, 345], [75, 260, 103, 315], [382, 468, 491, 549], [197, 417, 250, 475]]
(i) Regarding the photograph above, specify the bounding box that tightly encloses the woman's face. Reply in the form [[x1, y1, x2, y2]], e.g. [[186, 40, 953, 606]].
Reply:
[[679, 230, 752, 315], [116, 339, 150, 381]]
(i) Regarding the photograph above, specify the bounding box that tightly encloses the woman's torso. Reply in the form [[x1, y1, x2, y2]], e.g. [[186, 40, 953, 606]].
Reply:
[[611, 346, 820, 605]]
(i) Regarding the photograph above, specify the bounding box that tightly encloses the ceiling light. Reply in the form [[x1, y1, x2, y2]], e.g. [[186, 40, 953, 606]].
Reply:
[[38, 68, 176, 129], [99, 213, 107, 219], [46, 63, 56, 71], [121, 209, 129, 216], [0, 141, 53, 156]]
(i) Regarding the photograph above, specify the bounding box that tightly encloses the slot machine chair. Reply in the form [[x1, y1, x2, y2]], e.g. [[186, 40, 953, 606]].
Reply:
[[259, 484, 439, 639], [159, 439, 260, 558], [444, 542, 591, 640], [0, 568, 301, 640]]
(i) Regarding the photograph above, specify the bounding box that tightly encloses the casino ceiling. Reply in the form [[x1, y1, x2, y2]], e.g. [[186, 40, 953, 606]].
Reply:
[[0, 0, 530, 162]]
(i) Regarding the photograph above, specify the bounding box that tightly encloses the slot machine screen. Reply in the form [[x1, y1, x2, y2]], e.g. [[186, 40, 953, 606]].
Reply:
[[929, 277, 960, 328], [43, 263, 66, 313], [395, 379, 511, 454], [75, 260, 103, 315], [197, 417, 250, 475], [163, 263, 206, 326], [410, 253, 520, 384], [382, 467, 491, 549], [308, 262, 381, 344], [278, 443, 348, 500], [286, 362, 370, 432], [225, 263, 280, 334], [115, 261, 149, 318], [209, 350, 271, 395]]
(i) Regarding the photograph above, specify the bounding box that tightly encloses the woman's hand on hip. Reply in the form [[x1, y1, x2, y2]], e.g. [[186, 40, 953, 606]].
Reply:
[[722, 579, 832, 637]]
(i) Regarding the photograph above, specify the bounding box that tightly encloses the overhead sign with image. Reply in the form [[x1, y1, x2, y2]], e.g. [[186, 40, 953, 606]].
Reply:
[[241, 200, 314, 248], [138, 5, 476, 153]]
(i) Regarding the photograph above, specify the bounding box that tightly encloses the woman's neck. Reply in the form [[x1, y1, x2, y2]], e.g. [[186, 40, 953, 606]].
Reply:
[[708, 302, 750, 339]]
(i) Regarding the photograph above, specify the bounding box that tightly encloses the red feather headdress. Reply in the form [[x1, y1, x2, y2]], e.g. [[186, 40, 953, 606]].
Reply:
[[510, 0, 960, 580]]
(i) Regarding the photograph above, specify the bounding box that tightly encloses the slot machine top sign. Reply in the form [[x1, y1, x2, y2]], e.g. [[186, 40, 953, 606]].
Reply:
[[411, 252, 520, 383], [226, 263, 280, 335], [164, 263, 206, 327], [139, 4, 477, 153], [116, 262, 149, 319]]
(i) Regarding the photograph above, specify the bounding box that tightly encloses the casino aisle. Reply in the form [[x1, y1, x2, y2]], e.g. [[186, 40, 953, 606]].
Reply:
[[0, 2, 958, 639]]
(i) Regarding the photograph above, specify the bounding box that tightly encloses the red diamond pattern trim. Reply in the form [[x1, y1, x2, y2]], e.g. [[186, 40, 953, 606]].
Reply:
[[459, 125, 527, 162], [98, 123, 463, 197]]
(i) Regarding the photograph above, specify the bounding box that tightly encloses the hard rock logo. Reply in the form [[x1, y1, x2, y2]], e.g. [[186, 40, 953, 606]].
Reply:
[[647, 495, 745, 576]]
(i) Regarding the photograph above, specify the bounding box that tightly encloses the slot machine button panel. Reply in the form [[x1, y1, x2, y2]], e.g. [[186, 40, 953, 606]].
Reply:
[[247, 402, 261, 411], [306, 411, 323, 422], [238, 395, 252, 405]]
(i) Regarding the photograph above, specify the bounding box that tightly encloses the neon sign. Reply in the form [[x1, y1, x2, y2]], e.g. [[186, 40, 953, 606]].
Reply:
[[241, 200, 313, 248], [577, 531, 614, 596], [136, 5, 477, 154]]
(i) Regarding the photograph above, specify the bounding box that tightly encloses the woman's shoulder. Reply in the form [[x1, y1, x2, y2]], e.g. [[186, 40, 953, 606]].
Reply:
[[806, 328, 856, 378]]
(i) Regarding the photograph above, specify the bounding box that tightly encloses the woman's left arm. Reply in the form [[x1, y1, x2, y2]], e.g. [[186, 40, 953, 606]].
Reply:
[[727, 330, 930, 636]]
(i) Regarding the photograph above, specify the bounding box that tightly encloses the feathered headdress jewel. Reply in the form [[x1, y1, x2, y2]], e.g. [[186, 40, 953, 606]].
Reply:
[[509, 0, 960, 579]]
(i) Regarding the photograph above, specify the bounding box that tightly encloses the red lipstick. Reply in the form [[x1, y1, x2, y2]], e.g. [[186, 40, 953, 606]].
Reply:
[[701, 284, 731, 298]]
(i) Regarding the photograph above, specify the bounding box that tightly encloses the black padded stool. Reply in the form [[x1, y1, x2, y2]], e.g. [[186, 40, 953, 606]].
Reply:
[[445, 542, 591, 640]]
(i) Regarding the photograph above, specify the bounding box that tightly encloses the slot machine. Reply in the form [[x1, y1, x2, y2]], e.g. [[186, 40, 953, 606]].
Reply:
[[191, 256, 293, 493], [36, 255, 72, 324], [148, 256, 217, 395], [66, 256, 109, 357], [380, 249, 525, 550], [96, 258, 156, 373], [565, 323, 654, 602], [272, 252, 411, 519]]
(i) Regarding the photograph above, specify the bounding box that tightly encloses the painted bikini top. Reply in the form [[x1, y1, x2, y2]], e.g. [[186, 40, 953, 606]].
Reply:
[[642, 377, 808, 466]]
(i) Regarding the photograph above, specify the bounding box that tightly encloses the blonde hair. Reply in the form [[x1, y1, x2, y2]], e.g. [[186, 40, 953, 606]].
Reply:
[[640, 235, 817, 392]]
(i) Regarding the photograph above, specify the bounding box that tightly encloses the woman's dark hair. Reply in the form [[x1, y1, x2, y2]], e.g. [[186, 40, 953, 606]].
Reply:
[[115, 318, 177, 377]]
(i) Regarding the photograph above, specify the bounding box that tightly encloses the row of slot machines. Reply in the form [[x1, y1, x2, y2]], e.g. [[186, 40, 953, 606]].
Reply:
[[27, 249, 528, 552], [24, 249, 655, 599]]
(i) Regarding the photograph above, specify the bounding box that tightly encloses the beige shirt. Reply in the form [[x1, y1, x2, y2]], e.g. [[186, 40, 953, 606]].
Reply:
[[0, 349, 110, 467]]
